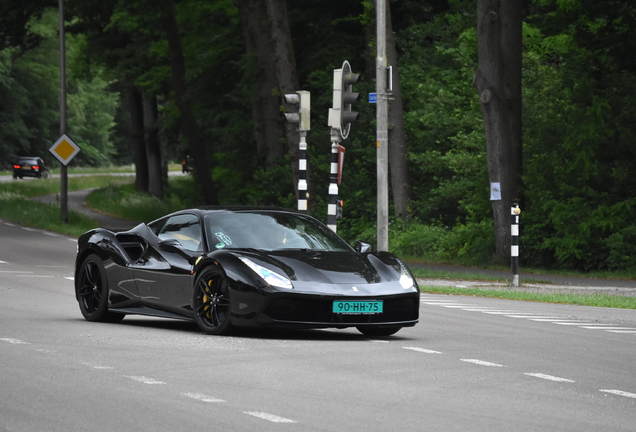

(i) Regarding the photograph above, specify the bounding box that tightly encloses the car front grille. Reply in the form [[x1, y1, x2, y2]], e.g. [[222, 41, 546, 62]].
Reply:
[[263, 295, 419, 325]]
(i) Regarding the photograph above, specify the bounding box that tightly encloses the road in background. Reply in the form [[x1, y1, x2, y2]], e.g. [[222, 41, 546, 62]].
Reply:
[[1, 220, 636, 431]]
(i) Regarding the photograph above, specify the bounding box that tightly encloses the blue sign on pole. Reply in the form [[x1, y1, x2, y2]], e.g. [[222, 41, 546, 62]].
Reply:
[[368, 93, 377, 103]]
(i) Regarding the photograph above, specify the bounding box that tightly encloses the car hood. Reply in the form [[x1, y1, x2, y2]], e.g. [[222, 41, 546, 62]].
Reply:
[[236, 250, 408, 291]]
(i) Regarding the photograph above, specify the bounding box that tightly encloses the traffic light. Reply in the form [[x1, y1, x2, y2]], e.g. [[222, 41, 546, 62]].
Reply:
[[283, 90, 310, 131], [328, 60, 360, 140]]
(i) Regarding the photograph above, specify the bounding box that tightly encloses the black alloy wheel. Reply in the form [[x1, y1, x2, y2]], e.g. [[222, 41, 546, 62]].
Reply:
[[76, 254, 125, 323], [356, 326, 401, 337], [193, 267, 232, 335]]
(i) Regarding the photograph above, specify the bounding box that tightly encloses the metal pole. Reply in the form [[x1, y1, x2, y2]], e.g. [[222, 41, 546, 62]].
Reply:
[[511, 204, 521, 286], [298, 131, 308, 213], [376, 0, 389, 251], [327, 129, 341, 232], [59, 0, 68, 223]]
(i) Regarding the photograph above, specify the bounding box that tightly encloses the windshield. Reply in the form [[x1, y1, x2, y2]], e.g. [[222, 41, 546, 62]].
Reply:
[[204, 211, 352, 252]]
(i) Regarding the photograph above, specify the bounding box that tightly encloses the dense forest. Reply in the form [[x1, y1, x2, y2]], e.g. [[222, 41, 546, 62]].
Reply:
[[1, 0, 635, 272]]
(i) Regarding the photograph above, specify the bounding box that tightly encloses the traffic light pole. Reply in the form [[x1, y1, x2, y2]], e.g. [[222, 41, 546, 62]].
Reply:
[[283, 91, 310, 213], [376, 0, 389, 251], [298, 130, 308, 213], [327, 128, 341, 232]]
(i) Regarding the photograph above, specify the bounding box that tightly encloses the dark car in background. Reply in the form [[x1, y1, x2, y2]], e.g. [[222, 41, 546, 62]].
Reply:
[[12, 157, 49, 179]]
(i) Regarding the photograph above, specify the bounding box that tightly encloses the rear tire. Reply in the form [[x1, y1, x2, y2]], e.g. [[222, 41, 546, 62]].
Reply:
[[356, 326, 401, 337], [76, 254, 125, 323]]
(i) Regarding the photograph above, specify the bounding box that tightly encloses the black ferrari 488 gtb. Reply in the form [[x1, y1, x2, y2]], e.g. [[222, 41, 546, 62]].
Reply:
[[74, 207, 420, 336]]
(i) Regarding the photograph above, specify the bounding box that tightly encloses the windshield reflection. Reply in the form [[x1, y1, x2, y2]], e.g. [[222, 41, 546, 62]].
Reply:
[[204, 211, 352, 252]]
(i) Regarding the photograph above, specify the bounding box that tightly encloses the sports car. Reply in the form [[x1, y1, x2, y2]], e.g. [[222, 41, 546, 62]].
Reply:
[[74, 207, 420, 336]]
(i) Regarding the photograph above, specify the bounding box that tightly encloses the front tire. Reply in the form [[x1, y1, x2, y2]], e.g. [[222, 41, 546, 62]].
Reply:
[[357, 326, 401, 337], [76, 254, 125, 323], [193, 267, 232, 335]]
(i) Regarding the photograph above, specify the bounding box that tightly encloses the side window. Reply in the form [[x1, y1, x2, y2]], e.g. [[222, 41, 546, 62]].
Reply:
[[157, 214, 202, 252]]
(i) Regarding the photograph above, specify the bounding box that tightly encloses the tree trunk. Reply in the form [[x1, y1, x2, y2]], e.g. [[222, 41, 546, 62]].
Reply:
[[143, 93, 163, 200], [129, 86, 148, 193], [159, 0, 219, 206], [473, 0, 523, 263], [265, 0, 308, 206], [234, 0, 285, 170], [385, 0, 411, 221]]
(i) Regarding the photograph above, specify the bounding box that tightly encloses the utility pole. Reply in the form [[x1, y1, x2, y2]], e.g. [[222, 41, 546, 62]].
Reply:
[[58, 0, 68, 223], [376, 0, 389, 251]]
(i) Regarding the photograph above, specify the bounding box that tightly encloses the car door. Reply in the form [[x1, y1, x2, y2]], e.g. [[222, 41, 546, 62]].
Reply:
[[132, 213, 204, 315]]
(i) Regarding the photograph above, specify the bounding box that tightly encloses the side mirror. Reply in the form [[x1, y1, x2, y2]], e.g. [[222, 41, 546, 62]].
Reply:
[[354, 241, 372, 253]]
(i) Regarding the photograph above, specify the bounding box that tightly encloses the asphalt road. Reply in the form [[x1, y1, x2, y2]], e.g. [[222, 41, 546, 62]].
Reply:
[[1, 219, 636, 431]]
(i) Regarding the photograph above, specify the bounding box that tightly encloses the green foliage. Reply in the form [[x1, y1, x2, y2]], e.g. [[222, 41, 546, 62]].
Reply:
[[398, 3, 488, 227], [522, 1, 636, 271], [389, 219, 494, 266], [0, 9, 120, 167]]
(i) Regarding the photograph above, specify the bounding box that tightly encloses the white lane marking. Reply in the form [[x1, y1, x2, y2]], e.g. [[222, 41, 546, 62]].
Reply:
[[4, 223, 15, 226], [552, 322, 596, 326], [461, 359, 504, 367], [421, 297, 636, 335], [439, 305, 481, 308], [21, 227, 36, 231], [34, 349, 58, 355], [0, 260, 7, 264], [525, 373, 575, 383], [42, 232, 57, 237], [17, 275, 54, 278], [600, 389, 636, 399], [403, 347, 443, 354], [183, 393, 226, 403], [421, 301, 472, 306], [480, 311, 522, 315], [64, 277, 74, 281], [0, 271, 33, 274], [370, 339, 389, 343], [244, 412, 296, 423], [125, 376, 166, 385], [82, 362, 114, 370], [0, 338, 29, 344]]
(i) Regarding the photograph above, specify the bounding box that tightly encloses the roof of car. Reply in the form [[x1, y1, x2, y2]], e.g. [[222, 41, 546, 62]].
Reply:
[[158, 206, 302, 219], [16, 156, 43, 161]]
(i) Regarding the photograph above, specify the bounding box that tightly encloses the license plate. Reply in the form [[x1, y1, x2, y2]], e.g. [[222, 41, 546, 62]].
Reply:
[[332, 300, 383, 314]]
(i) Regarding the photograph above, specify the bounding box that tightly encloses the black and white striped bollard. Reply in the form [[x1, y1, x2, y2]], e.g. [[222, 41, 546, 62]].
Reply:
[[511, 204, 521, 287], [327, 129, 342, 232], [298, 131, 308, 213]]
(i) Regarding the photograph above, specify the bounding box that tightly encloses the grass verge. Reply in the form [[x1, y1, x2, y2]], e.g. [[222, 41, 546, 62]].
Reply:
[[410, 267, 551, 284], [0, 175, 135, 237], [417, 285, 636, 309]]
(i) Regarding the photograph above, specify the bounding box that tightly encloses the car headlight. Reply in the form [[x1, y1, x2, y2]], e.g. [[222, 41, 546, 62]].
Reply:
[[239, 257, 293, 289], [399, 262, 416, 290]]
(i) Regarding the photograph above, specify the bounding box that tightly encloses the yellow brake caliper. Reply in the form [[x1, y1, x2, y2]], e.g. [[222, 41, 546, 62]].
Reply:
[[203, 278, 214, 319]]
